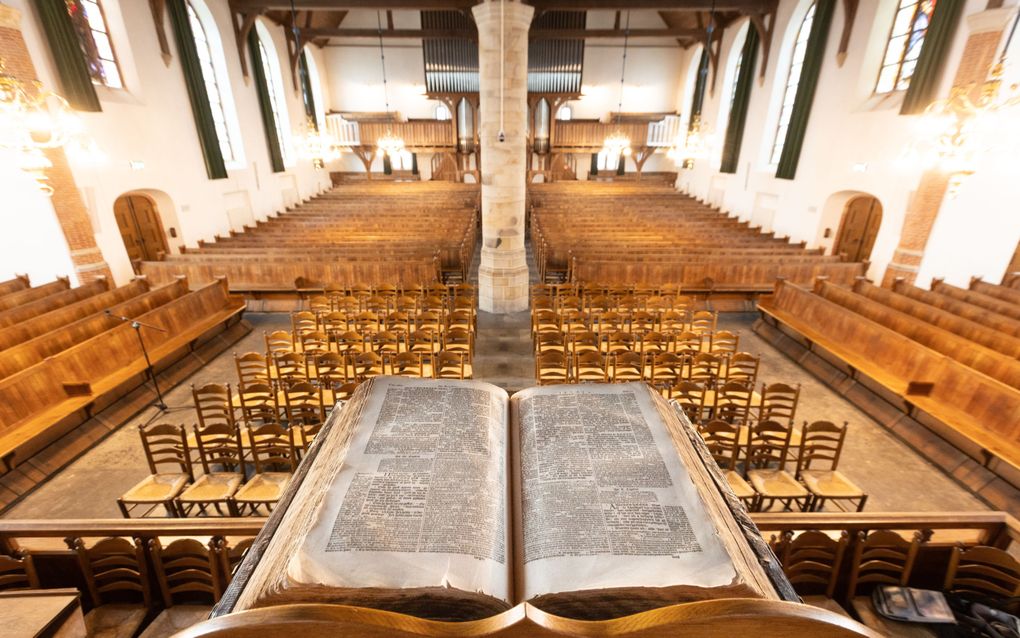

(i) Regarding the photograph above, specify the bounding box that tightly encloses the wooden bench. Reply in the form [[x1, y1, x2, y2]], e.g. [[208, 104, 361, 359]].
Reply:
[[932, 279, 1020, 322], [891, 278, 1020, 339], [0, 278, 70, 313], [0, 275, 30, 298], [971, 277, 1020, 306], [0, 277, 247, 473], [0, 277, 109, 331], [755, 279, 1020, 503]]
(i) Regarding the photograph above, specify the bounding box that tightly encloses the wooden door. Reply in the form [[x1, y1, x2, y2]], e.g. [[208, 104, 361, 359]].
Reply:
[[113, 195, 168, 272], [833, 196, 882, 262]]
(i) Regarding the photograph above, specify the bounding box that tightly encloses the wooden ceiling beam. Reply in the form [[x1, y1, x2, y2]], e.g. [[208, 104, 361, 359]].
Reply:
[[231, 0, 768, 10], [301, 27, 703, 40]]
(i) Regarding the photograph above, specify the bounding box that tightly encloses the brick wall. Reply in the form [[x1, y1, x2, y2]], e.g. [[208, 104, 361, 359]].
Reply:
[[882, 18, 1008, 286], [0, 6, 112, 283]]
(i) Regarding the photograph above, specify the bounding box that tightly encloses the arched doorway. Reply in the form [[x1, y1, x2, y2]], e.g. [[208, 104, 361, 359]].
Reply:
[[113, 193, 169, 272], [833, 195, 883, 262]]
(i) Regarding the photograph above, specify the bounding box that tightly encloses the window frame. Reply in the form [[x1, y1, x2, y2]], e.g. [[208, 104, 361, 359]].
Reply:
[[185, 0, 245, 168], [68, 0, 124, 89], [768, 2, 816, 167], [254, 21, 295, 168], [873, 0, 938, 95]]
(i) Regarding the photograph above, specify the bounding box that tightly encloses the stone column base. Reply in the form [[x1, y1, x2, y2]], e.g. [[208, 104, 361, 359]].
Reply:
[[478, 247, 529, 313]]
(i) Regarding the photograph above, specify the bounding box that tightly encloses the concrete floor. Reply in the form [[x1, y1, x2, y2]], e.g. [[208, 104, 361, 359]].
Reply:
[[1, 243, 991, 518]]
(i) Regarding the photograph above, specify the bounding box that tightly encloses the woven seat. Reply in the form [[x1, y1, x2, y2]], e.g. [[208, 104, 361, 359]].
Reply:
[[724, 470, 755, 501], [233, 472, 292, 506], [748, 468, 809, 498], [799, 469, 864, 498], [120, 474, 190, 504]]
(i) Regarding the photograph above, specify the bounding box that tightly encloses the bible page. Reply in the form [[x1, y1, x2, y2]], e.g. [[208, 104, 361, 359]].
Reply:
[[289, 377, 511, 604], [511, 383, 737, 602]]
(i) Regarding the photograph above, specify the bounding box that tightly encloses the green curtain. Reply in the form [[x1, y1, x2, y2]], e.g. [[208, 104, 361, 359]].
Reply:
[[298, 50, 318, 128], [688, 48, 709, 127], [411, 153, 419, 175], [248, 28, 286, 173], [383, 154, 393, 175], [719, 27, 759, 174], [775, 0, 836, 180], [590, 153, 599, 176], [35, 0, 100, 111], [900, 0, 964, 115], [166, 0, 227, 180]]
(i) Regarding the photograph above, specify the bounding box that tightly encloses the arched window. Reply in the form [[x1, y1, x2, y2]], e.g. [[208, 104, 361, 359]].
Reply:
[[186, 0, 243, 165], [769, 3, 815, 166], [435, 103, 452, 120], [718, 23, 749, 133], [255, 21, 293, 166], [66, 0, 123, 88], [875, 0, 938, 94], [556, 105, 572, 121], [299, 46, 326, 130]]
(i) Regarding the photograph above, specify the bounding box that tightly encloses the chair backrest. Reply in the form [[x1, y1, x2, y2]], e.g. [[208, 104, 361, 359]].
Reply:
[[675, 330, 702, 354], [149, 537, 223, 607], [353, 351, 384, 379], [699, 420, 742, 471], [726, 352, 759, 385], [334, 382, 360, 401], [611, 351, 644, 382], [944, 545, 1020, 600], [138, 423, 192, 478], [779, 530, 849, 599], [333, 330, 364, 354], [433, 351, 465, 379], [220, 537, 255, 585], [193, 422, 244, 474], [283, 382, 325, 427], [314, 352, 347, 388], [760, 382, 801, 422], [389, 352, 424, 377], [192, 383, 234, 429], [746, 420, 793, 470], [690, 310, 716, 334], [247, 423, 296, 473], [70, 536, 151, 608], [300, 330, 330, 354], [689, 352, 722, 383], [308, 295, 331, 315], [714, 381, 754, 424], [575, 351, 607, 382], [235, 351, 270, 389], [651, 352, 683, 383], [710, 330, 739, 354], [537, 350, 569, 384], [0, 553, 40, 591], [264, 330, 293, 356], [274, 352, 309, 386], [670, 381, 706, 422], [237, 383, 278, 426], [846, 530, 921, 599], [291, 311, 318, 336], [797, 421, 849, 474]]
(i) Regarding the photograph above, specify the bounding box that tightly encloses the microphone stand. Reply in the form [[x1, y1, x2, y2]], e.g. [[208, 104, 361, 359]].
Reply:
[[105, 310, 169, 411]]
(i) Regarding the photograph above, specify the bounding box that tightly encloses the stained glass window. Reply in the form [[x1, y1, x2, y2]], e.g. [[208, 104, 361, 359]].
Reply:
[[770, 3, 815, 165], [65, 0, 122, 89], [875, 0, 938, 94], [186, 0, 236, 163]]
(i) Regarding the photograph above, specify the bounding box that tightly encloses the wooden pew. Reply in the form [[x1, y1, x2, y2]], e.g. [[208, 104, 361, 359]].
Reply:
[[0, 277, 246, 472], [853, 279, 1020, 357], [0, 275, 30, 298], [0, 279, 150, 351], [0, 280, 189, 379], [756, 279, 1020, 497], [891, 278, 1020, 339], [971, 277, 1020, 306], [0, 277, 109, 332], [815, 279, 1020, 390], [0, 278, 70, 313], [932, 279, 1020, 322]]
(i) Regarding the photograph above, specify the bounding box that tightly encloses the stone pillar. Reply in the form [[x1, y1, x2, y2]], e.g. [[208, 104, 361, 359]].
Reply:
[[0, 5, 112, 283], [473, 0, 533, 313], [882, 8, 1014, 286]]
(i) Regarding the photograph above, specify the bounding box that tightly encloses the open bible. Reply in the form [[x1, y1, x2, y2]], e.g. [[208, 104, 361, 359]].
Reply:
[[236, 378, 776, 620]]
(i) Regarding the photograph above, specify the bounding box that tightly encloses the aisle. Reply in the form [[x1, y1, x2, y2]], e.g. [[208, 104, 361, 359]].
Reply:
[[468, 239, 537, 393]]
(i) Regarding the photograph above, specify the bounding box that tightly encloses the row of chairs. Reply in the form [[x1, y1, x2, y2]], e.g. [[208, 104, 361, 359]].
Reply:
[[268, 326, 475, 365], [291, 306, 477, 337], [118, 421, 311, 518], [239, 349, 472, 390], [532, 308, 721, 339], [671, 380, 801, 425], [303, 282, 477, 313], [776, 531, 1020, 627], [699, 419, 866, 513], [534, 327, 741, 359], [535, 350, 760, 389], [0, 534, 253, 638]]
